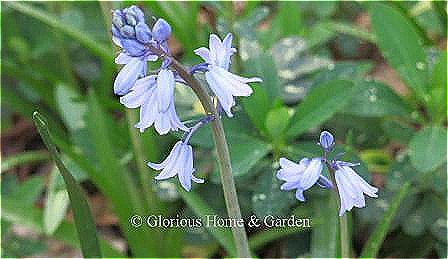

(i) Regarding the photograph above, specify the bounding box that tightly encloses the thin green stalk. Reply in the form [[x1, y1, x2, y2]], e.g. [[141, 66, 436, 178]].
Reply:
[[147, 46, 251, 257], [326, 161, 350, 258], [339, 213, 349, 258]]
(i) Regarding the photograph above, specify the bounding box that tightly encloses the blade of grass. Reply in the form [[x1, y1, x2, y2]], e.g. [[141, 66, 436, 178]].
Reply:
[[32, 111, 102, 258], [1, 151, 50, 173], [360, 181, 411, 258]]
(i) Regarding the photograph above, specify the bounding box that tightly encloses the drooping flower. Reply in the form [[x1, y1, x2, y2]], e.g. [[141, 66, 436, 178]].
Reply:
[[147, 141, 204, 191], [112, 6, 158, 95], [119, 69, 187, 134], [194, 33, 262, 117], [276, 157, 332, 201], [333, 161, 378, 216]]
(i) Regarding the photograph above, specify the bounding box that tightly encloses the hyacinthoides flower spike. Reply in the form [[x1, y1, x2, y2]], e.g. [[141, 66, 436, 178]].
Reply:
[[111, 5, 260, 257], [276, 130, 378, 257]]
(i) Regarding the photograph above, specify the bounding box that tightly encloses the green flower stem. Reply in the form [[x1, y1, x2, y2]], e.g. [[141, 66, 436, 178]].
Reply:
[[325, 161, 350, 258], [148, 46, 251, 257]]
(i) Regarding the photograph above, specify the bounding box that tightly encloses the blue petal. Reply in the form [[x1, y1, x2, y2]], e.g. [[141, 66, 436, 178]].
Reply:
[[295, 189, 305, 201], [115, 52, 133, 64], [208, 34, 222, 66], [135, 22, 152, 44], [119, 76, 156, 108], [152, 18, 171, 42], [205, 70, 234, 117], [148, 141, 182, 171], [121, 39, 146, 57], [177, 144, 192, 191], [156, 69, 175, 112], [114, 58, 144, 95], [194, 47, 211, 63]]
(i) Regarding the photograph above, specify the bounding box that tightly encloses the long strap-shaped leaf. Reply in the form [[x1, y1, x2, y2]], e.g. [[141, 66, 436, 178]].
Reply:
[[178, 187, 238, 257], [360, 181, 411, 258], [33, 111, 102, 258], [7, 2, 111, 62]]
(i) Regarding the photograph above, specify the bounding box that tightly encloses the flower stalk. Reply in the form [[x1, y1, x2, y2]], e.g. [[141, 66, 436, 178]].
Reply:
[[325, 161, 350, 258], [146, 44, 251, 257]]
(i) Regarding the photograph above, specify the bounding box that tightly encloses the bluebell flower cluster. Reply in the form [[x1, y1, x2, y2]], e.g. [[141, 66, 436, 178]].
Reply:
[[112, 6, 261, 191], [276, 131, 378, 216]]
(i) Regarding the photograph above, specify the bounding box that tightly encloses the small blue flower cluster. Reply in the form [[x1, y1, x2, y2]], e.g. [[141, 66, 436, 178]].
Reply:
[[112, 6, 261, 191], [277, 131, 378, 216]]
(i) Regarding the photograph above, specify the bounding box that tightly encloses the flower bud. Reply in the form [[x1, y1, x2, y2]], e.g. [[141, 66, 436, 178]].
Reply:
[[125, 12, 137, 26], [112, 10, 124, 29], [121, 25, 136, 38], [319, 131, 334, 152], [135, 22, 152, 44], [152, 18, 171, 42]]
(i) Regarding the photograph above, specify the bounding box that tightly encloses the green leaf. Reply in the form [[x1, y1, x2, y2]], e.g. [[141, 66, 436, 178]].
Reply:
[[178, 188, 237, 257], [252, 168, 297, 219], [317, 21, 377, 44], [86, 89, 158, 257], [32, 111, 102, 258], [190, 119, 271, 177], [244, 54, 280, 102], [381, 119, 415, 144], [44, 166, 70, 235], [370, 3, 429, 100], [286, 80, 356, 138], [360, 182, 411, 258], [428, 51, 447, 123], [1, 197, 124, 257], [7, 2, 111, 61], [311, 192, 339, 257], [344, 81, 412, 118], [8, 175, 45, 205], [408, 127, 447, 173], [265, 106, 290, 140], [1, 151, 50, 173], [242, 85, 270, 134], [55, 83, 87, 131]]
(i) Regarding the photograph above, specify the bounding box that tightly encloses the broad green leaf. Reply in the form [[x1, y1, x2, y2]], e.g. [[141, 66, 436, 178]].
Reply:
[[370, 3, 428, 100], [265, 106, 290, 140], [32, 111, 102, 258], [1, 151, 50, 173], [381, 119, 415, 144], [286, 80, 356, 138], [178, 187, 237, 257], [360, 182, 411, 258], [242, 85, 270, 134], [408, 127, 447, 173], [344, 81, 412, 118], [190, 118, 271, 177], [252, 168, 296, 218], [427, 51, 447, 123], [244, 54, 280, 102]]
